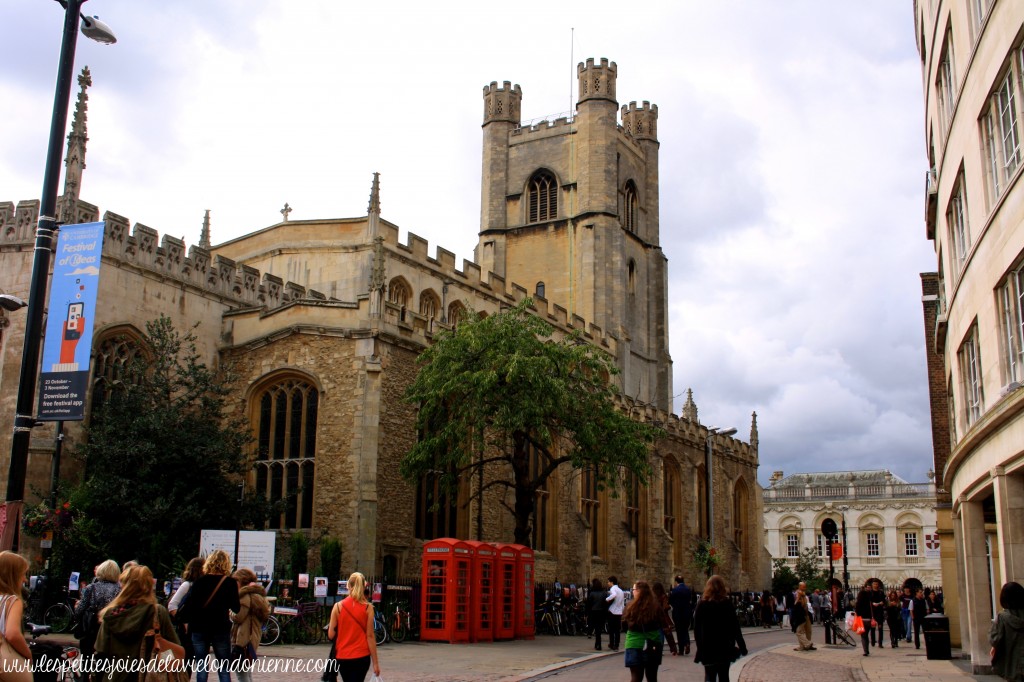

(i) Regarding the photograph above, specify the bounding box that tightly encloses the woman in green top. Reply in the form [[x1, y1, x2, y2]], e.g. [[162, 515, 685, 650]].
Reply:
[[623, 581, 666, 682]]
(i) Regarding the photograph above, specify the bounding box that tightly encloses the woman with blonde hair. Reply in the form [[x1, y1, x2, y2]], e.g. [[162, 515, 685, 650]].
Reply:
[[327, 572, 380, 682], [178, 550, 239, 682], [229, 568, 269, 682], [693, 575, 747, 682], [73, 559, 121, 674], [94, 564, 180, 682], [0, 551, 32, 682]]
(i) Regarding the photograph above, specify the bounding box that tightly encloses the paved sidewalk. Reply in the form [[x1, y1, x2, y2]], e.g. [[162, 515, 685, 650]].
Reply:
[[736, 641, 1003, 682]]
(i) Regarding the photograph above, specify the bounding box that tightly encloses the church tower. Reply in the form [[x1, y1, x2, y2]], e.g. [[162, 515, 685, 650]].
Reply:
[[476, 58, 673, 411]]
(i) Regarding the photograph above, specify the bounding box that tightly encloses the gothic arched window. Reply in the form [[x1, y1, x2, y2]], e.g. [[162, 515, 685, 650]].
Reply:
[[696, 464, 708, 538], [90, 328, 147, 421], [419, 289, 440, 320], [623, 181, 639, 233], [252, 375, 318, 530], [448, 301, 466, 328], [734, 477, 751, 571], [663, 458, 683, 565], [528, 170, 558, 223], [388, 277, 411, 308], [625, 468, 646, 560]]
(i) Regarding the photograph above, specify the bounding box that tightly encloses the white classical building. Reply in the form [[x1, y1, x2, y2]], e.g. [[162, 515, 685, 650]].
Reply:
[[763, 470, 941, 588]]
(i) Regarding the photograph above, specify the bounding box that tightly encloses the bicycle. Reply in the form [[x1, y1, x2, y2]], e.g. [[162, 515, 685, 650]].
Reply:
[[389, 602, 411, 643], [261, 613, 282, 645], [534, 600, 561, 636], [27, 622, 85, 682], [373, 606, 388, 645], [824, 616, 857, 647], [274, 601, 322, 645], [43, 588, 76, 634]]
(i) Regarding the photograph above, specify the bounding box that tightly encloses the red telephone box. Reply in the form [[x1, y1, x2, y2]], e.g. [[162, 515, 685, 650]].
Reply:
[[420, 538, 472, 643], [464, 540, 496, 642], [513, 544, 535, 639], [492, 544, 518, 640]]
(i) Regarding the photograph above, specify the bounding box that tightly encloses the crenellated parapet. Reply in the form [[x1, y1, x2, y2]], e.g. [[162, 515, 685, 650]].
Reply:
[[510, 115, 574, 140], [621, 101, 658, 142], [577, 57, 617, 105], [482, 80, 522, 125]]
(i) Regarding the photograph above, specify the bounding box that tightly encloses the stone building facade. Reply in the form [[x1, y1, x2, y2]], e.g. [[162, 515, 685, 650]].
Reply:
[[914, 0, 1024, 669], [763, 470, 941, 589], [0, 59, 768, 589]]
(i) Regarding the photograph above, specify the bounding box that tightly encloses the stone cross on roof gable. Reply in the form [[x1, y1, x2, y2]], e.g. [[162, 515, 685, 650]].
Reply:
[[280, 203, 292, 221]]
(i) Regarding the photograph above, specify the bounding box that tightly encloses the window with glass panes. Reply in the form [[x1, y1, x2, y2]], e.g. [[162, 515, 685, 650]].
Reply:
[[866, 533, 880, 557], [998, 266, 1024, 386], [905, 532, 919, 557], [947, 175, 970, 271], [958, 325, 984, 426], [817, 533, 826, 557], [787, 534, 799, 558]]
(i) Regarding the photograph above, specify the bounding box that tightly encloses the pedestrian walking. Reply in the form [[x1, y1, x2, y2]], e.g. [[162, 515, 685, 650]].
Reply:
[[774, 590, 787, 628], [854, 580, 876, 656], [927, 590, 944, 615], [0, 552, 32, 682], [606, 576, 625, 651], [586, 578, 608, 651], [790, 582, 814, 651], [990, 581, 1024, 682], [900, 586, 913, 643], [759, 592, 774, 629], [869, 579, 886, 647], [230, 569, 269, 682], [167, 557, 204, 677], [179, 549, 240, 682], [326, 572, 381, 682], [651, 582, 678, 656], [669, 576, 693, 653], [885, 590, 903, 648], [94, 564, 183, 682], [810, 589, 822, 624], [910, 588, 928, 649], [623, 581, 666, 682], [693, 575, 746, 682]]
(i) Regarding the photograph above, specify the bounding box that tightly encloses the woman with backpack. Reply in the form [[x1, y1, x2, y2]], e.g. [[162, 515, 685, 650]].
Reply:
[[230, 569, 269, 682], [167, 557, 204, 675]]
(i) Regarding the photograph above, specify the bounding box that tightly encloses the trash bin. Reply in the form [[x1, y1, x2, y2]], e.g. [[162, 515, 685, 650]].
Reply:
[[922, 613, 951, 660]]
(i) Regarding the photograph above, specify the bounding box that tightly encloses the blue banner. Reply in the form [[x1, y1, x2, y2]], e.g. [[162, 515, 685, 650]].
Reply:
[[37, 221, 105, 421]]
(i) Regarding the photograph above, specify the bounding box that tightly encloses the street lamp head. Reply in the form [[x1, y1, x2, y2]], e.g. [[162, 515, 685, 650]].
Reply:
[[719, 427, 738, 437], [0, 295, 28, 312], [80, 15, 116, 44]]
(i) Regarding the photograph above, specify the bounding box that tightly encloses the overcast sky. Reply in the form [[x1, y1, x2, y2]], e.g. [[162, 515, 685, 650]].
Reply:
[[1, 1, 936, 485]]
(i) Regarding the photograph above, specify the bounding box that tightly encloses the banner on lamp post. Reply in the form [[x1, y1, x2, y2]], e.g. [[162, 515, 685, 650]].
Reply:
[[37, 221, 104, 421]]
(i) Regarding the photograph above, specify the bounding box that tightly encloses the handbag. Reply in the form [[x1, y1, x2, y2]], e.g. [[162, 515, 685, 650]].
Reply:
[[141, 607, 188, 682], [852, 615, 865, 634]]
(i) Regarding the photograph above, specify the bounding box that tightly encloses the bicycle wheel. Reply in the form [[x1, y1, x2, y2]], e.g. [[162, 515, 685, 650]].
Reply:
[[44, 603, 73, 633], [374, 616, 388, 645], [261, 615, 281, 645], [834, 624, 856, 647], [390, 615, 407, 643]]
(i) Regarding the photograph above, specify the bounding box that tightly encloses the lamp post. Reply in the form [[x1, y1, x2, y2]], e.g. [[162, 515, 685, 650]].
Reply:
[[1, 0, 115, 552], [704, 426, 736, 548]]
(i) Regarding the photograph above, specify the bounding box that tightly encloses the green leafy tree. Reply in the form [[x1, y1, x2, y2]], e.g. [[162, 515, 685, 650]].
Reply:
[[771, 558, 798, 595], [794, 546, 829, 592], [63, 316, 251, 578], [401, 299, 660, 546]]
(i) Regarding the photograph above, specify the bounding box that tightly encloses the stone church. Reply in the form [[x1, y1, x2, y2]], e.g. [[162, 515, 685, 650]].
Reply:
[[0, 59, 768, 588]]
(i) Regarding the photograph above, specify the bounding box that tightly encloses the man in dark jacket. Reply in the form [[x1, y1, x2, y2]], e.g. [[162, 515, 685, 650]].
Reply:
[[668, 576, 693, 655], [854, 582, 875, 656], [910, 588, 928, 649]]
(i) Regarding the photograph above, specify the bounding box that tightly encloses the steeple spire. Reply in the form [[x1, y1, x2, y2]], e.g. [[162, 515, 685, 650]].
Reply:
[[199, 210, 211, 249], [750, 411, 759, 451], [682, 388, 698, 422], [368, 172, 385, 318], [61, 66, 92, 223]]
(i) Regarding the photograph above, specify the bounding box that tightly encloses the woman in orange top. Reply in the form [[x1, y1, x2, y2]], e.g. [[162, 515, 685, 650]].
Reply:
[[327, 572, 380, 682]]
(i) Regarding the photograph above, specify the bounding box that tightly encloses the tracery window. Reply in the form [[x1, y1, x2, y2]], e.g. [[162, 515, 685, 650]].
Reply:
[[527, 170, 557, 223], [581, 466, 603, 557], [90, 330, 147, 420], [695, 464, 708, 538], [733, 477, 750, 570], [415, 471, 459, 540], [253, 376, 318, 530], [623, 181, 638, 233], [419, 289, 440, 320], [624, 469, 645, 560], [664, 459, 683, 566], [447, 301, 466, 328], [528, 442, 554, 553]]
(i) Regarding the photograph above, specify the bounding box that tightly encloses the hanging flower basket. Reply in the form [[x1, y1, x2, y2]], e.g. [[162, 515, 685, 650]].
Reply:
[[693, 538, 721, 578], [21, 501, 74, 538]]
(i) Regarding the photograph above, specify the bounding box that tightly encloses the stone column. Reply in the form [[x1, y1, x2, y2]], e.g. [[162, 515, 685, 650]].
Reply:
[[352, 341, 383, 574], [992, 467, 1024, 583], [959, 496, 993, 673]]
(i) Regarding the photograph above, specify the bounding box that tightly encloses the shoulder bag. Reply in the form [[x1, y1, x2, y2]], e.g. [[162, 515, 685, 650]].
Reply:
[[141, 606, 187, 682]]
